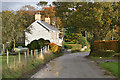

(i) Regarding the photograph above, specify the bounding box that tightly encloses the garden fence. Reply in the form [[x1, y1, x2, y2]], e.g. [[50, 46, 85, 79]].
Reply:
[[3, 45, 50, 69]]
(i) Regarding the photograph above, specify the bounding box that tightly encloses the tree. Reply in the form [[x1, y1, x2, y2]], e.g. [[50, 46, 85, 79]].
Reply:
[[17, 5, 36, 28], [53, 2, 119, 53], [2, 10, 27, 51], [20, 5, 36, 11], [37, 1, 48, 7]]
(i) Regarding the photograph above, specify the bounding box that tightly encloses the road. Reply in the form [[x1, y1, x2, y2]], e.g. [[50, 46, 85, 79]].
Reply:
[[31, 52, 114, 78]]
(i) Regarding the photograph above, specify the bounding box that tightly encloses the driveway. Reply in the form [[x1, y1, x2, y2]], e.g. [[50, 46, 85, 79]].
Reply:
[[31, 52, 115, 78]]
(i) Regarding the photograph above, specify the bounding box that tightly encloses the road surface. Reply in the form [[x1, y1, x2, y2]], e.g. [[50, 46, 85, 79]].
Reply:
[[31, 52, 114, 78]]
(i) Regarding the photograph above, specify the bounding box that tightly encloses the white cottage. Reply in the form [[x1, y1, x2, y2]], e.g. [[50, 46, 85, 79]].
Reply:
[[25, 13, 63, 46]]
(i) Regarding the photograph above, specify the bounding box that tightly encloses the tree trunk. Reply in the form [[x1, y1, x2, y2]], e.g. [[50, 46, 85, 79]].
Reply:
[[13, 39, 15, 51], [89, 34, 97, 56]]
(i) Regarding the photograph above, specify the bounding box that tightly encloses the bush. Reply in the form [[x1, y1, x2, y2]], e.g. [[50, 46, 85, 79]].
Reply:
[[89, 50, 116, 57], [27, 38, 50, 50], [78, 36, 88, 47], [64, 45, 72, 49], [6, 41, 14, 51], [15, 43, 25, 47], [94, 40, 119, 52], [28, 40, 38, 50], [49, 43, 58, 53], [37, 38, 45, 49]]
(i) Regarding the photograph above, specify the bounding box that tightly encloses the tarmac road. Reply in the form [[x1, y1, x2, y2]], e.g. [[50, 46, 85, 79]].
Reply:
[[31, 52, 115, 78]]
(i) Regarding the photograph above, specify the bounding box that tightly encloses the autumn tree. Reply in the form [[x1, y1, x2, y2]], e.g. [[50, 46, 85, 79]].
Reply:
[[53, 2, 120, 52], [2, 10, 26, 50], [17, 5, 36, 28]]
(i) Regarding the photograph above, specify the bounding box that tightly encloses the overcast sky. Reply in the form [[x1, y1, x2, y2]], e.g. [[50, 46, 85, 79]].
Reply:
[[1, 0, 56, 11]]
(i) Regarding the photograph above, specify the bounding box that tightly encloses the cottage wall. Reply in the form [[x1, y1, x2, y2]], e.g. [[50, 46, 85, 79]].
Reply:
[[25, 22, 51, 46]]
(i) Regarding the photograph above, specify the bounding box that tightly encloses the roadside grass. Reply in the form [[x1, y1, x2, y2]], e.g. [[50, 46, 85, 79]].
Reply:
[[2, 52, 63, 78], [88, 56, 114, 59], [99, 62, 120, 78]]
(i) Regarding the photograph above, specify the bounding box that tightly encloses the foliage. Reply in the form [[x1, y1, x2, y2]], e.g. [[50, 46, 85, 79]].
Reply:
[[94, 40, 119, 52], [15, 43, 25, 47], [37, 38, 45, 49], [36, 6, 62, 28], [37, 1, 48, 7], [6, 41, 14, 51], [89, 50, 116, 57], [2, 10, 25, 44], [53, 2, 120, 52], [27, 40, 38, 50], [49, 43, 58, 53], [27, 38, 50, 50], [64, 45, 72, 49]]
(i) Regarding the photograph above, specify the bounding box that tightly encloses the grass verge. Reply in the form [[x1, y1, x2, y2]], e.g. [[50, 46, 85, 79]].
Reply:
[[99, 62, 120, 78], [2, 52, 63, 79]]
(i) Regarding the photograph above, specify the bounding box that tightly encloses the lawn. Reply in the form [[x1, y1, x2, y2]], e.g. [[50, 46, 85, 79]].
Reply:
[[99, 62, 120, 78]]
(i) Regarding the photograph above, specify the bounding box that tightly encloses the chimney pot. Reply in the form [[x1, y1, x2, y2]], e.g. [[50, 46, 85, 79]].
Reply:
[[35, 12, 41, 21]]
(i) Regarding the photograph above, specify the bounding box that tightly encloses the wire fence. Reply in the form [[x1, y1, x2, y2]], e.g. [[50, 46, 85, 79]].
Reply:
[[2, 45, 50, 70]]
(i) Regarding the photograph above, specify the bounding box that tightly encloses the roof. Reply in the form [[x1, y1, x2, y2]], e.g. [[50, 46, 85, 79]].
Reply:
[[37, 20, 59, 32]]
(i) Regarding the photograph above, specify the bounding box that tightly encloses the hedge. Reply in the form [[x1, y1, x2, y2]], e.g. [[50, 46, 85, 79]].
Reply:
[[94, 40, 120, 52], [27, 38, 50, 50]]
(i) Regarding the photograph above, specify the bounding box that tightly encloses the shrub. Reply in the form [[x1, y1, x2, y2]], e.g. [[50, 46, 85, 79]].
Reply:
[[89, 50, 116, 57], [44, 40, 50, 46], [15, 43, 25, 47], [64, 45, 72, 49], [94, 40, 119, 52], [27, 38, 50, 50], [49, 43, 58, 53], [37, 38, 45, 49], [6, 41, 14, 51], [29, 40, 39, 50]]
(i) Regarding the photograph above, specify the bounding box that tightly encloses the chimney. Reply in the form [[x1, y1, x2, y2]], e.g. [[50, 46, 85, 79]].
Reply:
[[35, 12, 41, 21], [45, 17, 50, 24]]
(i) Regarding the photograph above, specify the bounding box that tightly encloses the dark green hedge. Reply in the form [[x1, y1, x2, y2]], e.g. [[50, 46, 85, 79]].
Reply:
[[64, 45, 72, 49], [27, 38, 50, 50], [89, 50, 116, 57]]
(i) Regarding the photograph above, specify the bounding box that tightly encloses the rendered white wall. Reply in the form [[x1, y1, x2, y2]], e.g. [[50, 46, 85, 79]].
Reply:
[[25, 22, 50, 46]]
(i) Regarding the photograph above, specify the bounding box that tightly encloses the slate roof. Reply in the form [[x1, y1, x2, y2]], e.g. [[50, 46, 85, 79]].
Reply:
[[37, 20, 59, 32]]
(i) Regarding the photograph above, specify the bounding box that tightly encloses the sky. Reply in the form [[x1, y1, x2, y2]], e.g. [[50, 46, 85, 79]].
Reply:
[[1, 0, 56, 11], [1, 0, 119, 11]]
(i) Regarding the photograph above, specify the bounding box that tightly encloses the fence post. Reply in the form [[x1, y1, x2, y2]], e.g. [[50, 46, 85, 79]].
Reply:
[[27, 49, 29, 60], [24, 51, 26, 60], [36, 49, 38, 58], [31, 50, 33, 59], [7, 49, 9, 67], [40, 48, 44, 60], [18, 52, 21, 63], [34, 50, 36, 59], [44, 46, 46, 52], [48, 45, 49, 51]]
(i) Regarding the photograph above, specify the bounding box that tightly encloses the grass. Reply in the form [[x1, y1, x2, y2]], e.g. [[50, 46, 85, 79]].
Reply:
[[2, 52, 63, 78], [88, 56, 114, 59], [99, 62, 120, 78]]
